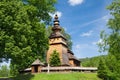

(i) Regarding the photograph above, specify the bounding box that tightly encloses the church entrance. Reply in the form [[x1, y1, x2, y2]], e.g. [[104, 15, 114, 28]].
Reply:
[[34, 66, 38, 73]]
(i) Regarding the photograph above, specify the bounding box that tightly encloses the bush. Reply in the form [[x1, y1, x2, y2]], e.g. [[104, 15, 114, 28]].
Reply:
[[97, 59, 109, 80], [49, 50, 61, 66]]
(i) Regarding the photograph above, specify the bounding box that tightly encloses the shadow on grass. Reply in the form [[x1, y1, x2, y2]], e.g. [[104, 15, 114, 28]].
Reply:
[[12, 73, 34, 80]]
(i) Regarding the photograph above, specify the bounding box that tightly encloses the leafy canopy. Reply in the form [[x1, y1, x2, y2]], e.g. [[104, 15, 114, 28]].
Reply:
[[98, 0, 120, 79], [0, 0, 56, 75]]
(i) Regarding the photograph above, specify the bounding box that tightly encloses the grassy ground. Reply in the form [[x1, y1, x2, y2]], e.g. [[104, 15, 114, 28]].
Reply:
[[13, 72, 101, 80]]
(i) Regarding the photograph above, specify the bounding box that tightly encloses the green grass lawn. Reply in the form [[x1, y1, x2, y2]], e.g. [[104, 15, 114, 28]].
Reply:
[[13, 72, 101, 80]]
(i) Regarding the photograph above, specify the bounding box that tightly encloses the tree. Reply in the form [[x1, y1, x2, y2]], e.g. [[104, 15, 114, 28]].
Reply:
[[81, 55, 106, 67], [98, 0, 120, 79], [0, 0, 56, 75], [23, 0, 56, 24], [46, 26, 72, 49], [0, 65, 10, 77], [97, 59, 110, 80], [106, 0, 120, 60], [49, 50, 61, 66], [105, 55, 118, 80]]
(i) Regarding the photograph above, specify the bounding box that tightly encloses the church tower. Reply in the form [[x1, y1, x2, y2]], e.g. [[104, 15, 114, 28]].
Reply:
[[47, 15, 80, 66]]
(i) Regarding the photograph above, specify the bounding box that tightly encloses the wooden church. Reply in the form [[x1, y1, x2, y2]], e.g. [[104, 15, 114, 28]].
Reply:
[[46, 15, 80, 66], [22, 15, 98, 73], [23, 15, 82, 73]]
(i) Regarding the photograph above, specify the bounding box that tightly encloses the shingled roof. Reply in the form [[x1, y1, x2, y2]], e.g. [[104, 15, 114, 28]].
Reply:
[[67, 50, 80, 61], [31, 59, 44, 66], [49, 14, 67, 40], [61, 53, 70, 66]]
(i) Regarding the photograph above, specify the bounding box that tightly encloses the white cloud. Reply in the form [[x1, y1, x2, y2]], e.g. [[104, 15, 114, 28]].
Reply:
[[68, 0, 84, 6], [69, 14, 112, 35], [49, 11, 62, 18], [73, 43, 100, 58], [76, 44, 81, 49], [92, 41, 97, 45], [92, 39, 104, 45], [102, 15, 110, 22], [79, 14, 111, 28], [97, 39, 105, 45], [81, 30, 93, 37]]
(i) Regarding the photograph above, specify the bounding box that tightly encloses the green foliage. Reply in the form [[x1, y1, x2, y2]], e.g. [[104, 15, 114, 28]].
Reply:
[[12, 73, 34, 80], [97, 59, 110, 80], [0, 65, 10, 77], [61, 28, 72, 50], [81, 55, 106, 67], [46, 26, 72, 49], [105, 55, 119, 80], [98, 0, 120, 79], [49, 50, 61, 66], [24, 0, 57, 24], [106, 0, 120, 60], [0, 0, 56, 75]]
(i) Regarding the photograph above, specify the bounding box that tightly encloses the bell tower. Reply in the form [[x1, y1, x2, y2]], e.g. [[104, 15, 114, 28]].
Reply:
[[49, 14, 67, 46], [47, 14, 69, 65], [46, 14, 80, 66]]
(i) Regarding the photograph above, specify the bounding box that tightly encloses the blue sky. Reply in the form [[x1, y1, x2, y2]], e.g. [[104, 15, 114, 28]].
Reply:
[[51, 0, 112, 58]]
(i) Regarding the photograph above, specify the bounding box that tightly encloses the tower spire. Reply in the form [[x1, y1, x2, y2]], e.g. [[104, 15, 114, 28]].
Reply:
[[52, 14, 61, 32], [49, 14, 66, 40]]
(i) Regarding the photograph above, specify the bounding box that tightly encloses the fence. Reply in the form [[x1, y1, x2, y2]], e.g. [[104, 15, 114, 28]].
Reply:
[[41, 67, 97, 72]]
